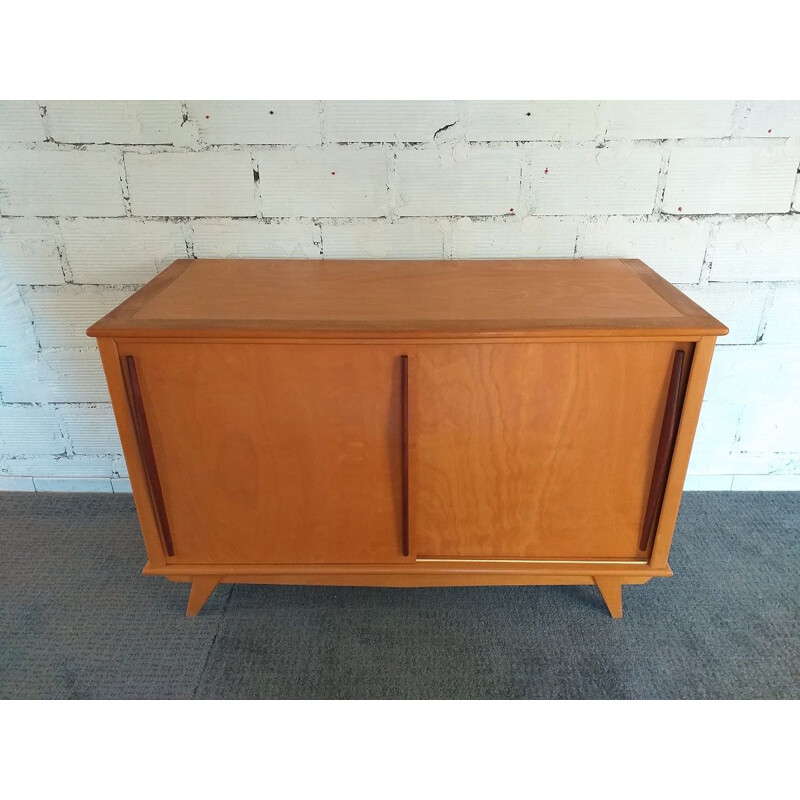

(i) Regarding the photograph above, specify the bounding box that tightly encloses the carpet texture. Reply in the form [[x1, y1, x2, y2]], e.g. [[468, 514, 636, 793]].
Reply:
[[1, 491, 797, 699]]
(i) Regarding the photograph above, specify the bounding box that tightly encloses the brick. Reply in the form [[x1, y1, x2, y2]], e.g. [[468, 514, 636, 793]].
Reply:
[[0, 404, 65, 456], [676, 283, 769, 345], [62, 219, 188, 284], [728, 345, 800, 453], [0, 150, 125, 216], [735, 101, 800, 138], [0, 454, 116, 479], [258, 147, 389, 217], [187, 101, 321, 145], [600, 101, 735, 140], [725, 451, 800, 476], [0, 345, 48, 403], [577, 217, 709, 283], [112, 455, 128, 478], [761, 285, 800, 345], [40, 350, 109, 402], [0, 218, 65, 284], [125, 151, 258, 217], [0, 101, 46, 141], [731, 474, 800, 490], [465, 101, 597, 142], [663, 143, 799, 215], [321, 220, 447, 259], [527, 144, 662, 215], [34, 477, 113, 492], [189, 219, 320, 258], [699, 344, 745, 410], [688, 401, 741, 474], [396, 146, 520, 216], [325, 101, 458, 143], [711, 216, 800, 282], [0, 476, 36, 491], [683, 475, 734, 490], [59, 404, 122, 455], [45, 100, 182, 144], [26, 287, 131, 349], [451, 216, 578, 258]]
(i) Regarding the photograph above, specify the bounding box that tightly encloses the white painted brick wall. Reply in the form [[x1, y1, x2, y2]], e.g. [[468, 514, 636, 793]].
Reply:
[[0, 218, 65, 284], [690, 345, 800, 479], [527, 144, 662, 215], [325, 101, 458, 143], [0, 453, 118, 480], [186, 101, 322, 145], [1, 100, 799, 490], [25, 287, 132, 349], [321, 220, 447, 259], [0, 101, 46, 142], [61, 218, 189, 284], [38, 351, 109, 403], [760, 285, 800, 345], [600, 101, 735, 140], [59, 404, 123, 455], [577, 217, 709, 283], [258, 147, 389, 217], [734, 345, 800, 453], [396, 146, 520, 216], [465, 101, 598, 142], [190, 219, 320, 258], [45, 101, 182, 144], [663, 143, 799, 215], [710, 216, 800, 282], [125, 152, 258, 217], [0, 150, 126, 216], [0, 405, 64, 456], [735, 102, 800, 138], [451, 217, 578, 259], [676, 283, 770, 345], [0, 454, 120, 492]]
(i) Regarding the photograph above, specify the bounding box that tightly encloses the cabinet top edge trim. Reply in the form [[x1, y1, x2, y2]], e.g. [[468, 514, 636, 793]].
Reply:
[[103, 332, 713, 345], [86, 258, 728, 339]]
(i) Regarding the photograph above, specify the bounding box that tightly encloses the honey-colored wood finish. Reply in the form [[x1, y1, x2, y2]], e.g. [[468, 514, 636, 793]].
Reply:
[[87, 258, 726, 618], [117, 342, 408, 564], [87, 258, 727, 339], [594, 577, 624, 619], [412, 340, 687, 559], [186, 576, 220, 617]]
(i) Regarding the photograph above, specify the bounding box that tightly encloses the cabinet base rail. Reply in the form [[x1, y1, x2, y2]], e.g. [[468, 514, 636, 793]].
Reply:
[[142, 562, 673, 619]]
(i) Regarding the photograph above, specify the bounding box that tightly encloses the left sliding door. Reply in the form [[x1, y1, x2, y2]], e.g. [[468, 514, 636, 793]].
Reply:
[[116, 342, 408, 565]]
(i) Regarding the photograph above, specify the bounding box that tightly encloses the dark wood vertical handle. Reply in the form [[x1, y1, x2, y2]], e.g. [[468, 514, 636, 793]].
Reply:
[[400, 354, 410, 557], [122, 355, 175, 557], [639, 349, 687, 552]]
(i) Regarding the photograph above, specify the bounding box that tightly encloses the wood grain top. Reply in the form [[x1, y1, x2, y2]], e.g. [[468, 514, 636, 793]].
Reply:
[[86, 258, 728, 339]]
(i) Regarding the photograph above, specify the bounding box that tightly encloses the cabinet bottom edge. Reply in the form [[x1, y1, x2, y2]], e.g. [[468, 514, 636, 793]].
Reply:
[[143, 561, 673, 586]]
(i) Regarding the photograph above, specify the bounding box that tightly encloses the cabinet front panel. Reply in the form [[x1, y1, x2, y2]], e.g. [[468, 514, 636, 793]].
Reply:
[[413, 341, 688, 559], [119, 343, 406, 564]]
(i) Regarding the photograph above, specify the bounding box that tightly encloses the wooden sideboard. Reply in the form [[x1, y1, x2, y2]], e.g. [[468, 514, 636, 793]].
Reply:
[[87, 258, 726, 618]]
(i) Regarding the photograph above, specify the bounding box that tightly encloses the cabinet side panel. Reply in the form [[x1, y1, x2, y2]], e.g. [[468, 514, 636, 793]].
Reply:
[[96, 338, 167, 567], [650, 336, 717, 568]]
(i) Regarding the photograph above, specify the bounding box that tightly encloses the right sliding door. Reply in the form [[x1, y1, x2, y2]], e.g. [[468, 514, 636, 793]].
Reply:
[[412, 341, 689, 560]]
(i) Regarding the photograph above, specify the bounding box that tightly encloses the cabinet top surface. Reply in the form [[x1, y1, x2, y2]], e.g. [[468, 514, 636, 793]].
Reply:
[[87, 258, 727, 339]]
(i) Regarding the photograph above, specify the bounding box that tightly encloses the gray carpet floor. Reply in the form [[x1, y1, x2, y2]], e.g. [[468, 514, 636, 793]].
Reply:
[[0, 491, 797, 699]]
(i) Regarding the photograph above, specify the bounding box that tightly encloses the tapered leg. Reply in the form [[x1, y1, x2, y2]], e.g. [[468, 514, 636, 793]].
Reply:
[[594, 576, 623, 619], [186, 576, 220, 617]]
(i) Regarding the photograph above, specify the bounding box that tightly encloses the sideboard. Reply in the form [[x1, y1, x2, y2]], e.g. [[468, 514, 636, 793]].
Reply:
[[87, 258, 727, 617]]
